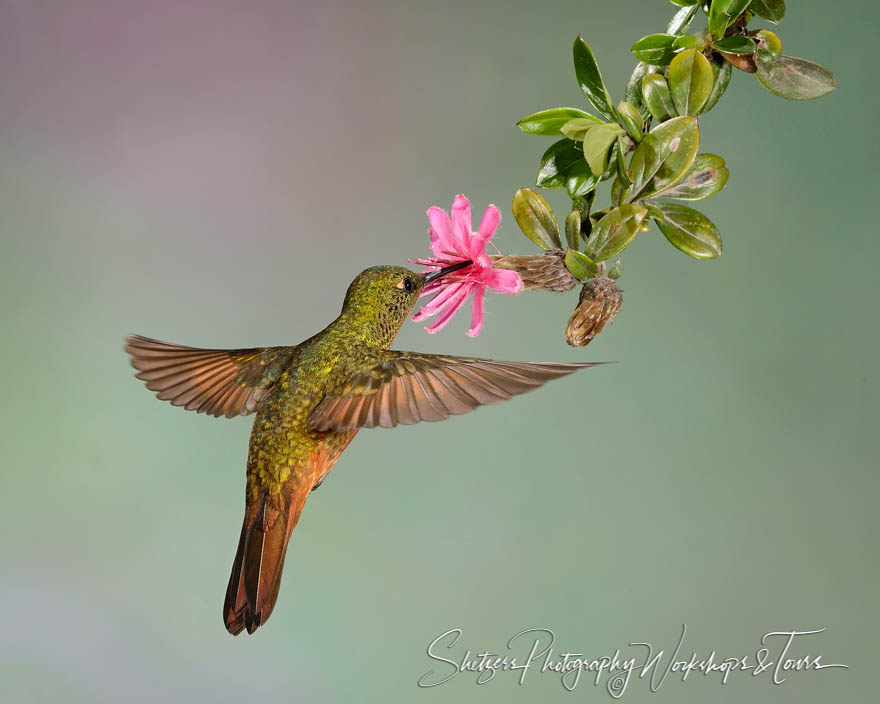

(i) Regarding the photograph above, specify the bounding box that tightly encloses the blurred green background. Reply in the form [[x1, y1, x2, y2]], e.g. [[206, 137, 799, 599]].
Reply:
[[0, 1, 875, 702]]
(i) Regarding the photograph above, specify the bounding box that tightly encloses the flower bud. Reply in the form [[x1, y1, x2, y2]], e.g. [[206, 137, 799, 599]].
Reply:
[[565, 275, 623, 347], [489, 250, 578, 293]]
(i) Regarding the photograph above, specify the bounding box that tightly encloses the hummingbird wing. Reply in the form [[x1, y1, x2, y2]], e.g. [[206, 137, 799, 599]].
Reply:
[[307, 352, 598, 431], [125, 335, 296, 418]]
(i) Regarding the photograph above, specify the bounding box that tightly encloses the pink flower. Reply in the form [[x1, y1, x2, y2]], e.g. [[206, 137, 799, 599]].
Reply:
[[410, 194, 523, 336]]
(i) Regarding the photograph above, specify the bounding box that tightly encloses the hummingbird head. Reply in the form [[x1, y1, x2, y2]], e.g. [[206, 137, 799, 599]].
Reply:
[[339, 261, 471, 346]]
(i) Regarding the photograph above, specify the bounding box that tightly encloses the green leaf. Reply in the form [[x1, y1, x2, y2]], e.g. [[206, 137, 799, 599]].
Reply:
[[564, 249, 599, 280], [586, 204, 650, 261], [512, 188, 561, 250], [699, 58, 732, 114], [561, 118, 604, 141], [631, 34, 677, 65], [714, 36, 755, 55], [755, 30, 782, 64], [651, 153, 729, 200], [673, 35, 705, 51], [668, 48, 714, 116], [589, 206, 613, 227], [668, 0, 698, 5], [755, 55, 838, 100], [571, 191, 596, 240], [565, 210, 582, 250], [607, 258, 622, 280], [616, 100, 644, 141], [625, 62, 653, 120], [643, 201, 666, 219], [536, 139, 580, 189], [641, 73, 675, 122], [750, 0, 785, 23], [708, 0, 752, 39], [626, 116, 700, 201], [614, 137, 631, 186], [653, 202, 722, 259], [667, 4, 699, 35], [583, 124, 623, 177], [566, 160, 600, 198], [517, 108, 599, 136], [573, 37, 615, 121], [610, 176, 625, 206]]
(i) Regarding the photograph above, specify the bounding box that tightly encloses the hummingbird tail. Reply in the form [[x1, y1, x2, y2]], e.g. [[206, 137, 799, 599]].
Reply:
[[223, 442, 353, 635], [223, 488, 306, 636]]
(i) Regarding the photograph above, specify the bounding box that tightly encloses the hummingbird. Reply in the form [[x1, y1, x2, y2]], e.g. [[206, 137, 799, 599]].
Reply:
[[126, 261, 597, 635]]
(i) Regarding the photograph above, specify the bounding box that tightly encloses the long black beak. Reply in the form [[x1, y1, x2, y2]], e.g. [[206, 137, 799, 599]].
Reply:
[[423, 260, 473, 284]]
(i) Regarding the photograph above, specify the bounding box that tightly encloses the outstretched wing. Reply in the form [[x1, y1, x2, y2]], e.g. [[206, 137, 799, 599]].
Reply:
[[307, 352, 598, 431], [125, 335, 296, 418]]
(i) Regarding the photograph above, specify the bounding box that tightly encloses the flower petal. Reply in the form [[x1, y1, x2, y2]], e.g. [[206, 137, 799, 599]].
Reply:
[[478, 203, 500, 236], [450, 194, 472, 253], [485, 267, 523, 294], [476, 204, 500, 239], [427, 206, 455, 256], [466, 286, 485, 337], [423, 284, 472, 334], [412, 282, 464, 319], [412, 195, 523, 336], [468, 206, 499, 262]]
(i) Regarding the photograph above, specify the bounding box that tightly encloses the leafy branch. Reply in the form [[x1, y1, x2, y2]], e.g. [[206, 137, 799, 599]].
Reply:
[[505, 0, 835, 345]]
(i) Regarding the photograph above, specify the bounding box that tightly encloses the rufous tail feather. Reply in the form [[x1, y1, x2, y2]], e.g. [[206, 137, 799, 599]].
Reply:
[[223, 487, 306, 635]]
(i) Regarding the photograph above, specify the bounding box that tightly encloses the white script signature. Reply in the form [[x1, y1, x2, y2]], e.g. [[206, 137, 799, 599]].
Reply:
[[418, 624, 848, 696]]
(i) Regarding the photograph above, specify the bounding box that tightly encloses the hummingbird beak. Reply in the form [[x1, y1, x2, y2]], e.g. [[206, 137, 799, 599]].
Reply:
[[423, 260, 473, 284]]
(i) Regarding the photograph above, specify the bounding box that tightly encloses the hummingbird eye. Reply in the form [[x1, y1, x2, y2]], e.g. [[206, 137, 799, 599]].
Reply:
[[402, 277, 415, 293]]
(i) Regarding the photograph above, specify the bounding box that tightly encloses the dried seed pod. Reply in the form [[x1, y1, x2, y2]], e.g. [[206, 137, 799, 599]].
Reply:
[[489, 250, 578, 293], [565, 275, 623, 347]]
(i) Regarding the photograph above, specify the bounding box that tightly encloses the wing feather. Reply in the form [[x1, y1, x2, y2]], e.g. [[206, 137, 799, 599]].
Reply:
[[410, 373, 448, 422], [307, 352, 599, 431], [125, 335, 296, 418]]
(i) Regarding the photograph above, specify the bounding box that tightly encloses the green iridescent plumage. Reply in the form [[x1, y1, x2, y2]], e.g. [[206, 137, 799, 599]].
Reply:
[[126, 264, 596, 635]]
